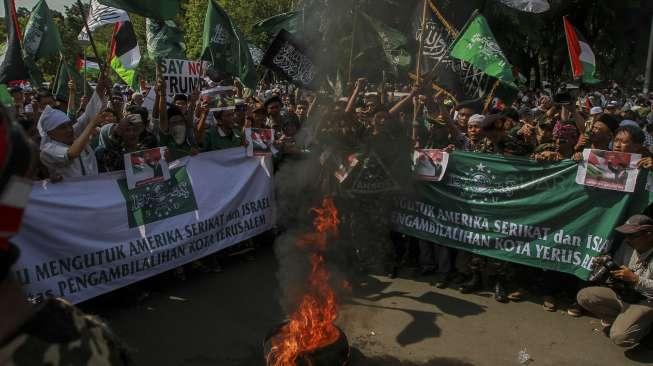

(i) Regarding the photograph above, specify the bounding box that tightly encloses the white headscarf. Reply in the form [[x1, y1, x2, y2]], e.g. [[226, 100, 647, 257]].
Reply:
[[38, 106, 70, 148], [467, 114, 486, 127]]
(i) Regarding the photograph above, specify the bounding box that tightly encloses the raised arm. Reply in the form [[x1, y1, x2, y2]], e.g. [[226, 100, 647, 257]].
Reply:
[[67, 79, 76, 118], [306, 94, 318, 119], [195, 100, 210, 146], [73, 70, 107, 136], [156, 72, 169, 133], [68, 114, 101, 159], [389, 86, 418, 117], [345, 78, 366, 114]]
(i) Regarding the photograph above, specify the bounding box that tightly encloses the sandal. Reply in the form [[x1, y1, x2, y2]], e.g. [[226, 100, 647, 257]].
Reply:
[[542, 296, 556, 312], [507, 289, 527, 302], [566, 302, 583, 317]]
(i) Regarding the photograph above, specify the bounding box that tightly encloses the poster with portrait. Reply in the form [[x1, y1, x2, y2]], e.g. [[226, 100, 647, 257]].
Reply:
[[334, 154, 361, 183], [245, 128, 277, 157], [413, 149, 450, 181], [124, 147, 171, 189], [200, 86, 236, 112], [576, 149, 641, 193]]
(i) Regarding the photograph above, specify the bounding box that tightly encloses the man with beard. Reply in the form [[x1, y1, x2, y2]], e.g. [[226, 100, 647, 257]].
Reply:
[[95, 114, 147, 172]]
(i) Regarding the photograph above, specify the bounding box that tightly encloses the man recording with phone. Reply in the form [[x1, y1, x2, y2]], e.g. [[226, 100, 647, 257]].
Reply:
[[577, 215, 653, 349]]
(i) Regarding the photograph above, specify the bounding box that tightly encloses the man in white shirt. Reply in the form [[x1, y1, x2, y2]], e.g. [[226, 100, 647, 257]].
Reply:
[[38, 88, 105, 180]]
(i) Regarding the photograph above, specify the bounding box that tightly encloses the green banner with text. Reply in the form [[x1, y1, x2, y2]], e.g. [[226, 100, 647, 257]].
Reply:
[[392, 151, 653, 280]]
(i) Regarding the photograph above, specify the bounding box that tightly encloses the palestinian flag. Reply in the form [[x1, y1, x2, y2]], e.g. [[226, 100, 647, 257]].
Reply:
[[563, 16, 599, 84], [110, 21, 140, 88], [76, 56, 100, 78]]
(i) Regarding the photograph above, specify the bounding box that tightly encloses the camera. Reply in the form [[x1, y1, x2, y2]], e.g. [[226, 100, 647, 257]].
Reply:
[[588, 255, 620, 283], [553, 90, 572, 105], [589, 255, 645, 303]]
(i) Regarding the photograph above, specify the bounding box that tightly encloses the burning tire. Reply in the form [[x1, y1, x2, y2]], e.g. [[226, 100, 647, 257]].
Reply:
[[263, 322, 351, 366]]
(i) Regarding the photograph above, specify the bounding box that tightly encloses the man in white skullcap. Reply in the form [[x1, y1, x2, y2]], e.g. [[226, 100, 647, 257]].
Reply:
[[38, 79, 106, 179]]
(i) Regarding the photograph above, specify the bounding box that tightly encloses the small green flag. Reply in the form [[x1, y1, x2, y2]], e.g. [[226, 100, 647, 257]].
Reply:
[[54, 61, 92, 106], [23, 0, 63, 85], [449, 11, 514, 83], [252, 11, 302, 36], [360, 12, 411, 71], [202, 0, 257, 88], [97, 0, 180, 20], [0, 84, 13, 108], [146, 19, 187, 60], [23, 0, 62, 60]]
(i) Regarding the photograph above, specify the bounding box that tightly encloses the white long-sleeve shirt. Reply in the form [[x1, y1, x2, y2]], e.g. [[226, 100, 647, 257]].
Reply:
[[40, 92, 105, 179], [614, 243, 653, 301]]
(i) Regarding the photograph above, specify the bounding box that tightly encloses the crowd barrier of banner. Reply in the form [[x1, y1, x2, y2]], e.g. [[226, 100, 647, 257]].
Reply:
[[393, 151, 653, 280], [11, 148, 275, 304]]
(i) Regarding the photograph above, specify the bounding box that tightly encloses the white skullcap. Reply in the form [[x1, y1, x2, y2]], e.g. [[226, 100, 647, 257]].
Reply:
[[620, 119, 639, 128], [38, 106, 70, 134], [467, 114, 485, 126], [590, 106, 603, 115]]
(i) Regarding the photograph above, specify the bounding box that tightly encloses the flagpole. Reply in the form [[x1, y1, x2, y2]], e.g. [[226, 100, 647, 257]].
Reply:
[[347, 0, 359, 86], [644, 16, 653, 93], [415, 0, 429, 86], [83, 50, 87, 97], [483, 79, 501, 114], [51, 56, 63, 94], [77, 0, 103, 71]]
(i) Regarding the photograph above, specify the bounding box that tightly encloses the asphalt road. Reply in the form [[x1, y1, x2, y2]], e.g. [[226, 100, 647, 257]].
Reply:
[[81, 243, 653, 366]]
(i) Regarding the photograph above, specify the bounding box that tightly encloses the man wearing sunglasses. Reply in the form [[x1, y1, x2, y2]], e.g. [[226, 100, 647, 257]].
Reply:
[[577, 215, 653, 349]]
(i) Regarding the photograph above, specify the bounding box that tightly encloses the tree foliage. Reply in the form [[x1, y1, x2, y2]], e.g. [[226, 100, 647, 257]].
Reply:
[[0, 0, 651, 88]]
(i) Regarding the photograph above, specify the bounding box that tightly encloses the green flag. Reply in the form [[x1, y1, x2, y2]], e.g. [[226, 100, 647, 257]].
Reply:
[[146, 18, 187, 60], [252, 11, 302, 36], [97, 0, 180, 20], [449, 11, 514, 83], [54, 61, 91, 107], [202, 0, 257, 88], [0, 84, 13, 108], [393, 151, 652, 280], [22, 0, 63, 85], [359, 12, 411, 71], [23, 0, 62, 60]]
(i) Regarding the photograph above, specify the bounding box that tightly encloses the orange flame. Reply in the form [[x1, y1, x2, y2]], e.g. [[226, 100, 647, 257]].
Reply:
[[267, 197, 341, 366]]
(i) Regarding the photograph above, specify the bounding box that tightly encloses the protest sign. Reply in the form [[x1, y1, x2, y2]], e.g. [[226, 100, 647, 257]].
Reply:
[[159, 58, 209, 101], [261, 29, 318, 89], [349, 152, 400, 194], [335, 154, 361, 183], [393, 151, 652, 280], [124, 147, 170, 189], [11, 149, 275, 304], [576, 149, 641, 193], [200, 86, 236, 112], [413, 149, 449, 181], [245, 128, 276, 156]]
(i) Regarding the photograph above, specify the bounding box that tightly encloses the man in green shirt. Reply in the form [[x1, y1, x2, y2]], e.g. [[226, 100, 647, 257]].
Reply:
[[199, 109, 242, 152]]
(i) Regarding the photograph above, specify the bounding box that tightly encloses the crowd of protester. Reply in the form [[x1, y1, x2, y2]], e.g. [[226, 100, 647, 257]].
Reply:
[[6, 67, 653, 349]]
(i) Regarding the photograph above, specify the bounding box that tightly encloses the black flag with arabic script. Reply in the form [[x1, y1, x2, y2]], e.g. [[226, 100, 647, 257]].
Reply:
[[261, 29, 319, 90], [412, 0, 492, 107]]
